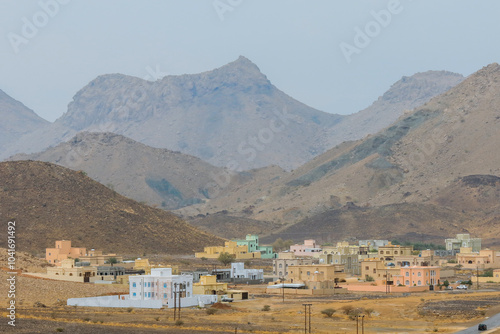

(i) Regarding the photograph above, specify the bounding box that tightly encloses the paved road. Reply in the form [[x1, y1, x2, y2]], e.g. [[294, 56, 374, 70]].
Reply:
[[455, 311, 500, 333]]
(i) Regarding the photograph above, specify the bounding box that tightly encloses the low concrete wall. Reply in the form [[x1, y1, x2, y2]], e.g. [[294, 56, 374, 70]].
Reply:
[[266, 288, 348, 295], [472, 276, 500, 283], [342, 284, 429, 293], [67, 295, 162, 309]]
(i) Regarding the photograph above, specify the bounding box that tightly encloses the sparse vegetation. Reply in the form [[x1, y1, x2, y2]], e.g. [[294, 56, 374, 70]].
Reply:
[[321, 308, 336, 317], [218, 252, 235, 266], [175, 319, 184, 326], [206, 308, 218, 315], [272, 238, 294, 252], [262, 305, 271, 311]]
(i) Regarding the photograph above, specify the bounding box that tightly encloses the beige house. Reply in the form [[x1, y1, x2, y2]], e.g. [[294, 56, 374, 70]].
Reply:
[[361, 258, 400, 282], [273, 257, 314, 277], [79, 249, 123, 266], [287, 264, 346, 289], [46, 259, 98, 283], [378, 243, 413, 260], [457, 248, 500, 269]]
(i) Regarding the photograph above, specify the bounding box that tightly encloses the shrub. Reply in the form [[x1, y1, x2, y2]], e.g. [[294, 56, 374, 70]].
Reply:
[[56, 329, 64, 332], [206, 308, 218, 315], [321, 308, 336, 317], [262, 305, 271, 312], [175, 320, 184, 326], [127, 307, 133, 313], [154, 316, 160, 321], [341, 305, 354, 315], [364, 308, 374, 316], [218, 252, 235, 266], [365, 275, 374, 282]]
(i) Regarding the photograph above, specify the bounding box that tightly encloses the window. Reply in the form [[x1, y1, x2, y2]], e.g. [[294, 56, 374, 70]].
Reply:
[[164, 283, 167, 288], [365, 266, 369, 270], [405, 280, 409, 285], [418, 280, 421, 286], [279, 264, 282, 268], [405, 272, 409, 277], [163, 293, 167, 298], [133, 292, 136, 297], [133, 283, 136, 288], [307, 271, 310, 275], [418, 272, 421, 277]]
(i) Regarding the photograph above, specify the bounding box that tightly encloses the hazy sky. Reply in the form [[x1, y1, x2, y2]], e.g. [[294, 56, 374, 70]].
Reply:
[[1, 0, 499, 122]]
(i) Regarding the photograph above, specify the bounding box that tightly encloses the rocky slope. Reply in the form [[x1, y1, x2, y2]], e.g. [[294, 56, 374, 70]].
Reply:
[[182, 63, 500, 244], [10, 132, 233, 210], [331, 70, 464, 146], [0, 89, 49, 150], [0, 161, 224, 254]]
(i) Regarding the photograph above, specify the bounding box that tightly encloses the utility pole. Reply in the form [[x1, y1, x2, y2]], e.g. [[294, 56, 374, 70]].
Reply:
[[178, 283, 182, 320], [280, 277, 285, 303], [302, 303, 312, 333], [173, 283, 177, 320], [308, 304, 311, 334], [476, 265, 480, 290]]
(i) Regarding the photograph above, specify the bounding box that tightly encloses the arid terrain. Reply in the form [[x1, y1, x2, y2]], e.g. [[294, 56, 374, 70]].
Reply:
[[2, 250, 500, 333]]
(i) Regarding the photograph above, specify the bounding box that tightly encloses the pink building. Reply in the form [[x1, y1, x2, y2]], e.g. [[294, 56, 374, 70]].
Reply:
[[393, 266, 440, 287], [290, 240, 322, 257], [46, 240, 86, 266]]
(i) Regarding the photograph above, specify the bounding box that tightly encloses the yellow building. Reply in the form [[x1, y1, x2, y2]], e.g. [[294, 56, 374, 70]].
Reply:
[[193, 275, 228, 296], [195, 241, 261, 260], [133, 258, 179, 275]]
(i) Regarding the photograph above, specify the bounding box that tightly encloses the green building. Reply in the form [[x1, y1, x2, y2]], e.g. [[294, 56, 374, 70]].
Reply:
[[233, 234, 277, 259]]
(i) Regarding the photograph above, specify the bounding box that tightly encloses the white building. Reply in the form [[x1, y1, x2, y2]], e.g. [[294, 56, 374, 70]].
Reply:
[[231, 262, 263, 280], [68, 268, 217, 309], [445, 234, 481, 252]]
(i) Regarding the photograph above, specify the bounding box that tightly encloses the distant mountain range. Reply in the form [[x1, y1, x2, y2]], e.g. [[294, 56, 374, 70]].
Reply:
[[178, 63, 500, 246], [0, 89, 49, 152], [1, 57, 464, 171], [7, 57, 498, 248]]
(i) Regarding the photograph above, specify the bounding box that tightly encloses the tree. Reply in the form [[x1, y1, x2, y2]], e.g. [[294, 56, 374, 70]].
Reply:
[[217, 252, 235, 266], [107, 257, 118, 267], [321, 308, 336, 317], [272, 238, 294, 252]]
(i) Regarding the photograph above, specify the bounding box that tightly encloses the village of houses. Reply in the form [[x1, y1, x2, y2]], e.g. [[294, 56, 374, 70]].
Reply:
[[32, 234, 500, 306], [10, 233, 500, 333]]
